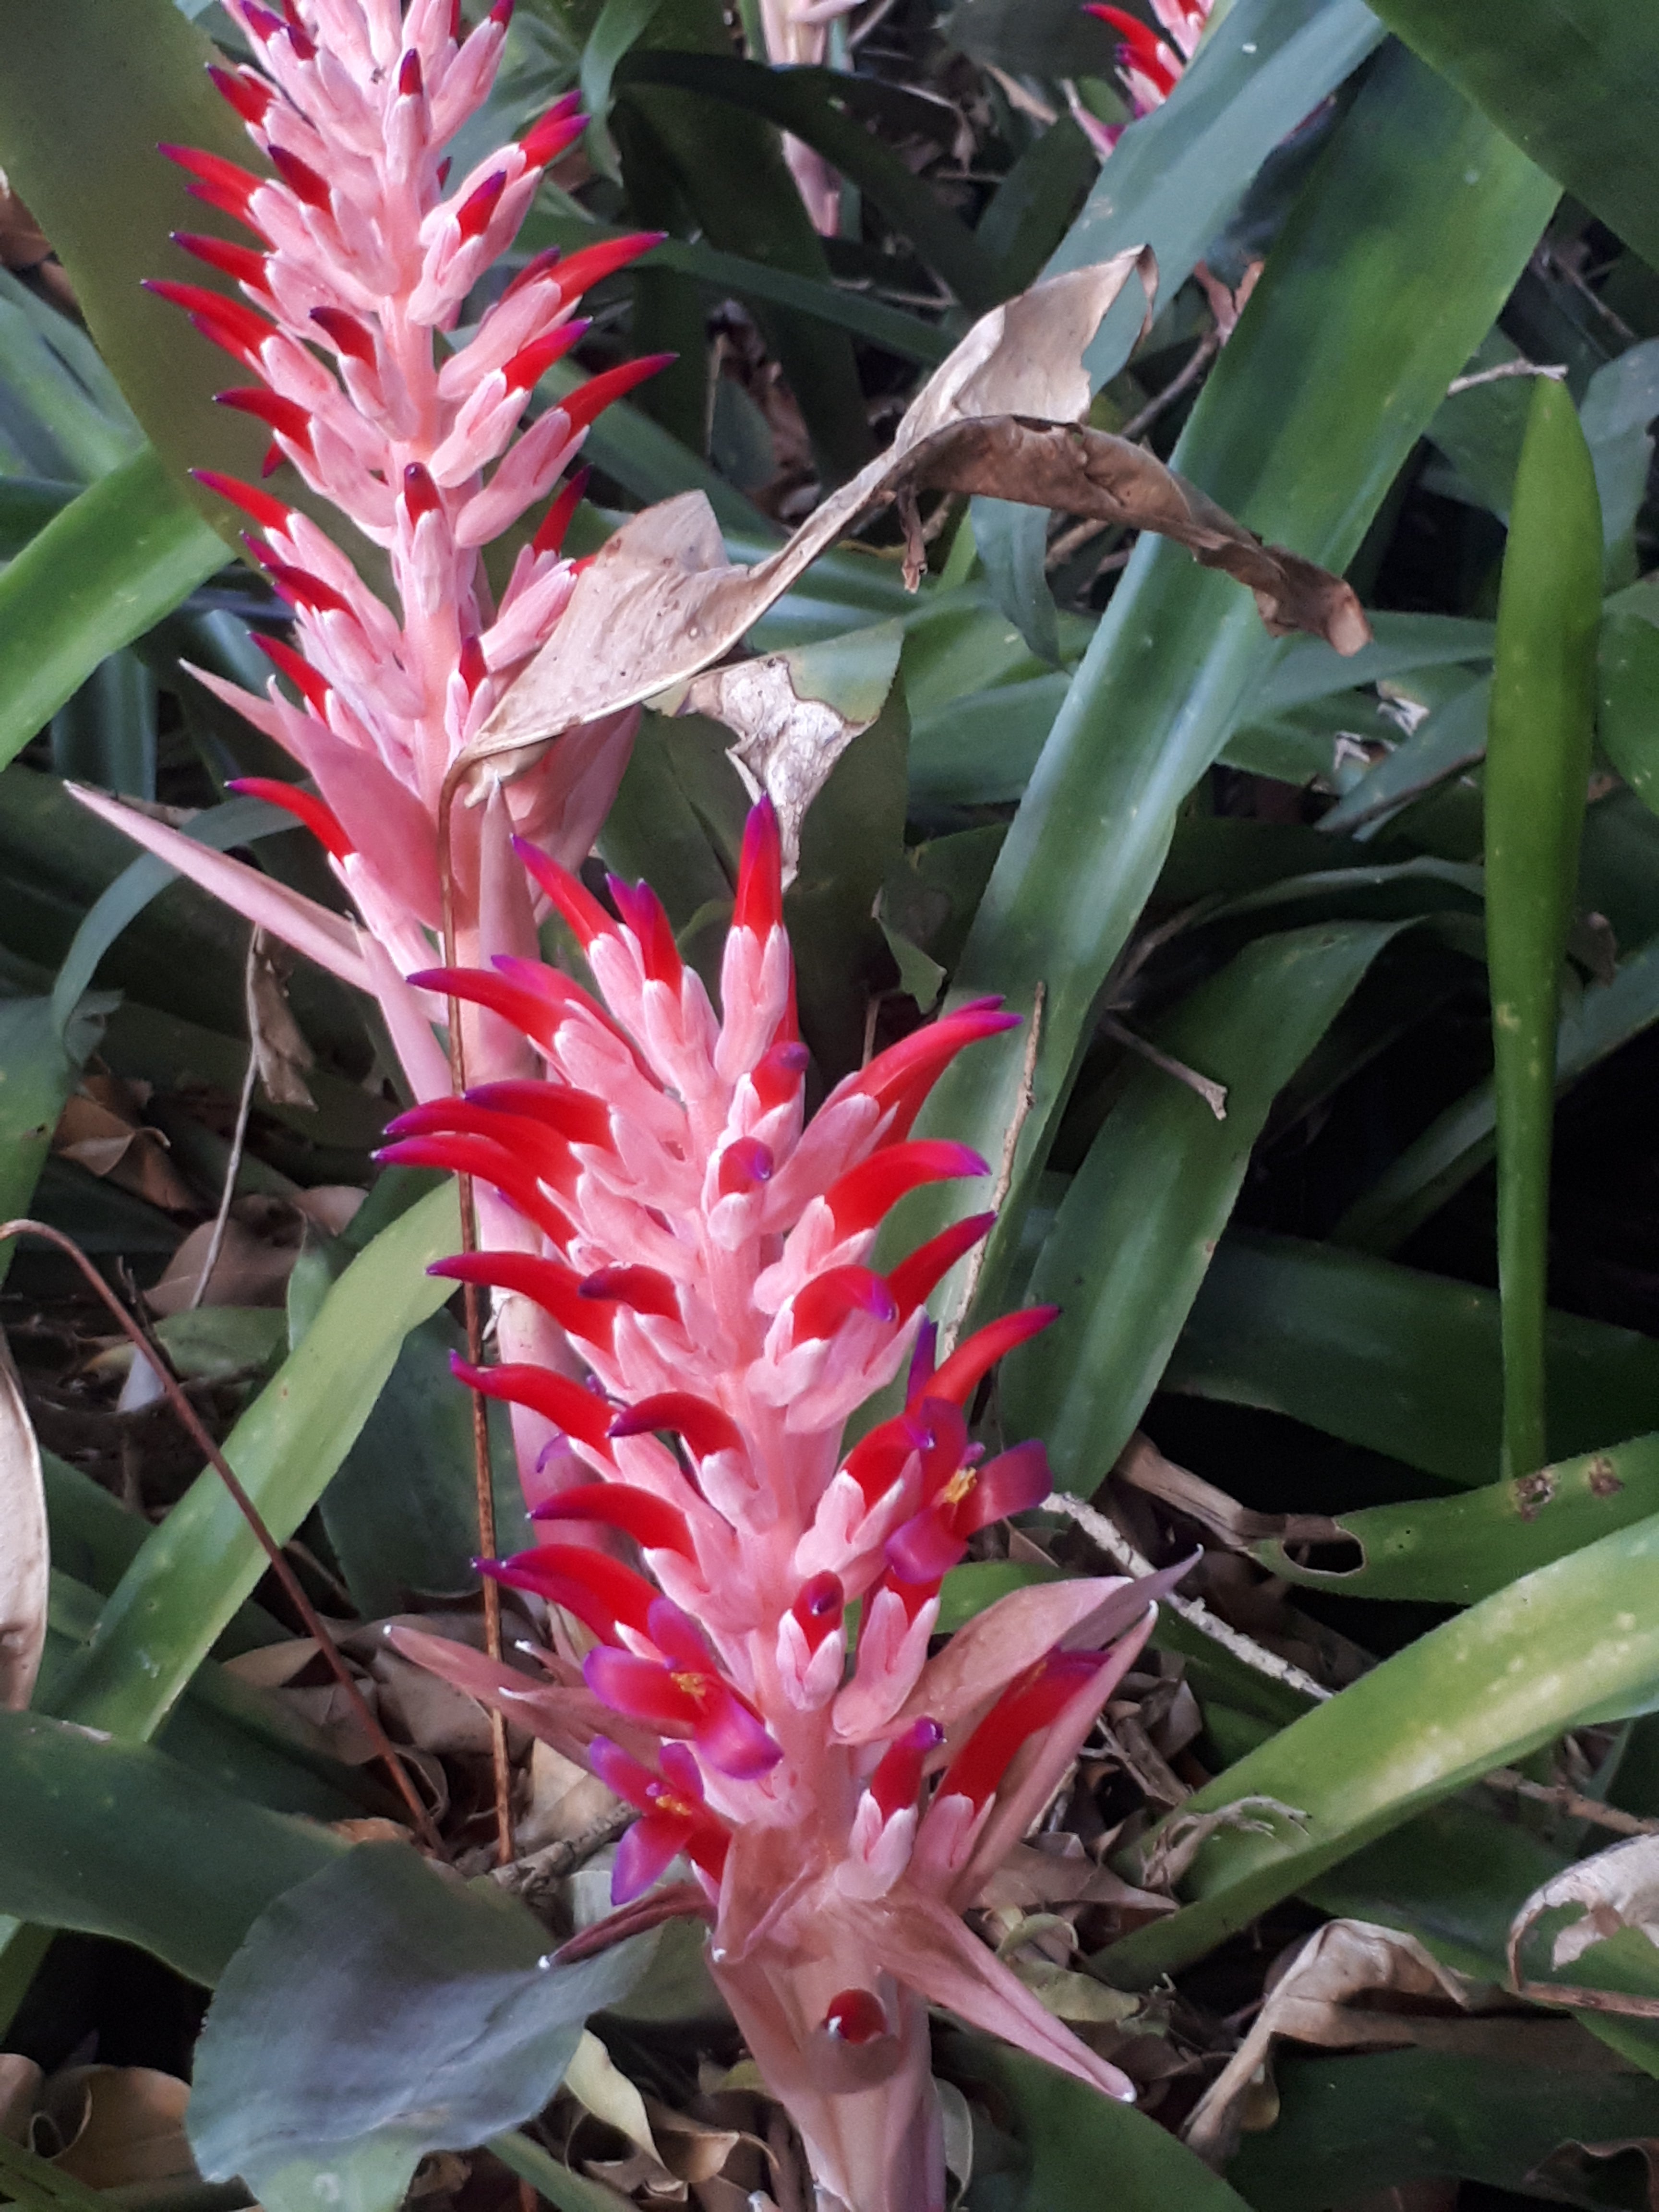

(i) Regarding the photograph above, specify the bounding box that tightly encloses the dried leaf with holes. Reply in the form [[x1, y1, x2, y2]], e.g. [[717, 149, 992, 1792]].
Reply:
[[1509, 1833, 1659, 2015], [1183, 1920, 1486, 2168], [462, 251, 1368, 778], [0, 1329, 47, 1712]]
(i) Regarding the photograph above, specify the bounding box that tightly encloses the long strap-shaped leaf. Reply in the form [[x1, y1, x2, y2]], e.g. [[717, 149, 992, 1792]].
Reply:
[[903, 47, 1560, 1318], [1484, 380, 1602, 1479]]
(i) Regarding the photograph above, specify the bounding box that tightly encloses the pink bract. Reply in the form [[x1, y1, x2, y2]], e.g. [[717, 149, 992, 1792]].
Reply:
[[388, 799, 1185, 2212]]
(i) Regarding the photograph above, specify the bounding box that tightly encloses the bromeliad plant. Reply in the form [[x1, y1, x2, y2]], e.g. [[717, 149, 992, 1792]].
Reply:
[[73, 0, 663, 1105], [386, 800, 1182, 2212]]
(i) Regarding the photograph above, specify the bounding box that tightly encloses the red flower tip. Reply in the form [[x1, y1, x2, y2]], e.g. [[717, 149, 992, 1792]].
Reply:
[[923, 1304, 1058, 1411], [144, 279, 271, 366], [252, 629, 332, 717], [823, 1990, 888, 2045], [310, 305, 375, 364], [268, 143, 331, 212], [277, 0, 317, 60], [489, 0, 515, 23], [733, 794, 782, 936], [206, 62, 273, 125], [753, 1037, 810, 1112], [503, 317, 588, 393], [529, 1481, 697, 1559], [607, 872, 680, 985], [437, 157, 452, 188], [529, 465, 589, 557], [158, 143, 260, 224], [887, 1211, 995, 1321], [580, 1264, 680, 1322], [402, 461, 442, 522], [555, 351, 674, 433], [869, 1715, 946, 1820], [397, 48, 423, 96], [790, 1571, 844, 1653], [792, 1265, 898, 1343], [190, 467, 289, 532], [172, 231, 271, 294], [609, 1392, 744, 1463], [458, 634, 487, 694], [216, 385, 313, 449], [428, 1249, 608, 1345], [511, 833, 613, 948], [455, 168, 507, 242], [503, 245, 563, 302], [261, 559, 353, 619], [450, 1355, 616, 1453], [226, 777, 353, 861], [241, 2, 286, 41], [821, 1139, 987, 1239], [519, 104, 584, 170], [939, 1650, 1106, 1813], [717, 1136, 773, 1198], [547, 230, 664, 304]]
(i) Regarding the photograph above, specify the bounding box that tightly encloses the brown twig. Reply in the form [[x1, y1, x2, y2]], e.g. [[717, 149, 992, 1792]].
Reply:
[[0, 1216, 443, 1851], [1101, 1013, 1228, 1120], [438, 759, 516, 1869], [1481, 1767, 1659, 1838], [1118, 328, 1220, 444], [940, 981, 1043, 1359], [1445, 358, 1567, 396]]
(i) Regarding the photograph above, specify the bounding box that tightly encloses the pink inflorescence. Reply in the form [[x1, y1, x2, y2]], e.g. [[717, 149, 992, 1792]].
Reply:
[[381, 800, 1173, 2212], [1085, 0, 1211, 141], [149, 0, 663, 991]]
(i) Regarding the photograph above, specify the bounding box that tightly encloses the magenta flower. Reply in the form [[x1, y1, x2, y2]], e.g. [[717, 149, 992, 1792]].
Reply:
[[389, 800, 1185, 2212], [1082, 0, 1212, 150], [75, 0, 663, 1103]]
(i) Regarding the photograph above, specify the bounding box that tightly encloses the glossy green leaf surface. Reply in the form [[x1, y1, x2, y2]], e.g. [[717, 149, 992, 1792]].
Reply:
[[0, 449, 226, 773], [190, 1844, 650, 2212], [1101, 1508, 1659, 1985], [908, 48, 1559, 1316], [1166, 1231, 1659, 1486], [1006, 922, 1401, 1486], [1484, 378, 1602, 1476], [50, 1182, 461, 1738], [1254, 1431, 1659, 1606], [0, 1708, 340, 1987], [0, 995, 106, 1284], [1362, 0, 1659, 274]]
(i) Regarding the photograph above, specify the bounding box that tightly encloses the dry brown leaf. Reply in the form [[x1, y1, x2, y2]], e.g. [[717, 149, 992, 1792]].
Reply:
[[0, 169, 49, 271], [1508, 1833, 1659, 2014], [1183, 1920, 1485, 2168], [1115, 1432, 1347, 1554], [1136, 1795, 1306, 1897], [0, 2056, 41, 2142], [1532, 2137, 1659, 2212], [145, 1199, 308, 1315], [462, 255, 1368, 781], [566, 2031, 665, 2176], [33, 2065, 195, 2189], [53, 1091, 196, 1213], [247, 934, 316, 1111], [518, 1738, 623, 1852], [0, 1331, 47, 1713], [685, 658, 878, 883]]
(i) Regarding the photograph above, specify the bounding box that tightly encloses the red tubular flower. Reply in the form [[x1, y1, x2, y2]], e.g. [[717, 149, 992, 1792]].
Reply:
[[225, 777, 353, 862]]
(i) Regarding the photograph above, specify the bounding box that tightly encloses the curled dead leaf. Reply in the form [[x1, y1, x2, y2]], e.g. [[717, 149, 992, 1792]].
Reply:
[[0, 1330, 47, 1712], [1183, 1920, 1486, 2168], [1115, 1431, 1350, 1557], [463, 252, 1367, 780], [1508, 1833, 1659, 2016]]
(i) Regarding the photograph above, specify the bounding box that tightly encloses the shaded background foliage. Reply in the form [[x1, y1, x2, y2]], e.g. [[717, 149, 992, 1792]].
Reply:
[[4, 0, 1659, 2206]]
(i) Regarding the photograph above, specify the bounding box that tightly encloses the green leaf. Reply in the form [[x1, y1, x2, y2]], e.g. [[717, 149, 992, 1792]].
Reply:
[[491, 2129, 637, 2212], [0, 0, 273, 507], [1334, 933, 1659, 1257], [0, 1707, 342, 1987], [48, 1182, 461, 1739], [1255, 1431, 1659, 1607], [189, 1843, 651, 2212], [1599, 606, 1659, 821], [49, 647, 159, 804], [1359, 0, 1659, 276], [0, 449, 227, 774], [1006, 922, 1402, 1488], [1099, 1508, 1659, 1986], [0, 995, 106, 1285], [1484, 379, 1602, 1477], [614, 50, 1001, 311], [1168, 1230, 1659, 1488], [907, 47, 1559, 1318], [1226, 2048, 1659, 2212], [948, 2037, 1255, 2212]]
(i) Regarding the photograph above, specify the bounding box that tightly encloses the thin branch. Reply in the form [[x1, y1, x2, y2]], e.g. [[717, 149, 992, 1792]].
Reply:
[[1046, 1489, 1334, 1704], [1445, 358, 1567, 396], [939, 980, 1043, 1359], [0, 1216, 444, 1851], [1101, 1014, 1227, 1119], [1119, 328, 1220, 443], [439, 760, 516, 1870], [188, 928, 263, 1312], [1481, 1768, 1659, 1838]]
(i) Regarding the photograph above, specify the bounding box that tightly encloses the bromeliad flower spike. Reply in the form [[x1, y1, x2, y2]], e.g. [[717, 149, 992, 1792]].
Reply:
[[74, 0, 664, 1102], [386, 800, 1190, 2212]]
